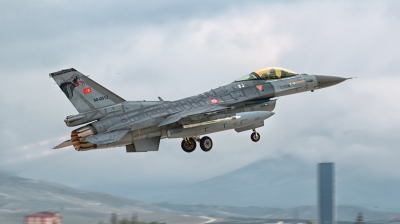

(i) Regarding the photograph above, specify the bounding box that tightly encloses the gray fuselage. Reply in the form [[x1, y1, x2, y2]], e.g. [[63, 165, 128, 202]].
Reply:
[[70, 74, 319, 150]]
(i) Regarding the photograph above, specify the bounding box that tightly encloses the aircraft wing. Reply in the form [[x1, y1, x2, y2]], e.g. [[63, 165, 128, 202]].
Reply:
[[106, 104, 228, 132], [157, 104, 229, 127], [106, 116, 151, 132]]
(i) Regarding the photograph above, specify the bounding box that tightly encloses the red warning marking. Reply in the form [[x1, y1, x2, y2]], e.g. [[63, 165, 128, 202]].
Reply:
[[210, 98, 219, 104], [256, 85, 263, 91], [83, 87, 92, 95]]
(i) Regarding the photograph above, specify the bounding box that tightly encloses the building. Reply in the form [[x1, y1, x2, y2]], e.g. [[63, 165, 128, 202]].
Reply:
[[318, 162, 335, 224], [25, 212, 62, 224]]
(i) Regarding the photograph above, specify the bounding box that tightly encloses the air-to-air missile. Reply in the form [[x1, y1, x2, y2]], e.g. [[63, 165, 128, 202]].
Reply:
[[51, 67, 352, 153]]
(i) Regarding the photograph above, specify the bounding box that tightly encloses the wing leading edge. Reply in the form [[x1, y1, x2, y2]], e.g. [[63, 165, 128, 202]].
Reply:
[[157, 104, 229, 127]]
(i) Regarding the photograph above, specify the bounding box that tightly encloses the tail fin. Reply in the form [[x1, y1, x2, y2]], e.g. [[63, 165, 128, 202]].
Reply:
[[49, 68, 125, 113]]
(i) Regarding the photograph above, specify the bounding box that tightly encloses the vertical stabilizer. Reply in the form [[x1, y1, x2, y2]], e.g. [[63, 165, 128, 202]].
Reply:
[[50, 68, 125, 113]]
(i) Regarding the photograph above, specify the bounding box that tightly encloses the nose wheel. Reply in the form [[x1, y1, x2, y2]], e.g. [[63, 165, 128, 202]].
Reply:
[[251, 129, 260, 142]]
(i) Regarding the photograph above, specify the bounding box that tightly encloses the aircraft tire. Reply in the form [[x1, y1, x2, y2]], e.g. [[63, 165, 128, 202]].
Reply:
[[200, 136, 213, 152], [251, 132, 260, 142], [181, 138, 196, 153]]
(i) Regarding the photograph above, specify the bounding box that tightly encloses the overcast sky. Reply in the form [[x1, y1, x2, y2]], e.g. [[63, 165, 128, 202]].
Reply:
[[1, 0, 400, 206]]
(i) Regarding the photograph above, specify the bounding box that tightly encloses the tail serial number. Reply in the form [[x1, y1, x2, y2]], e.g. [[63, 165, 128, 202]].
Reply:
[[93, 95, 108, 102]]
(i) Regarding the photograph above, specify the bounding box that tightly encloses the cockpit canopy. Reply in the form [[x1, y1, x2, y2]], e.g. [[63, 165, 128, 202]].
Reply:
[[236, 67, 298, 81]]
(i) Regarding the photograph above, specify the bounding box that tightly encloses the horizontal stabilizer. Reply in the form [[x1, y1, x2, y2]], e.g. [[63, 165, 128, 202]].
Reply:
[[85, 129, 130, 145], [157, 105, 229, 127], [53, 139, 72, 149]]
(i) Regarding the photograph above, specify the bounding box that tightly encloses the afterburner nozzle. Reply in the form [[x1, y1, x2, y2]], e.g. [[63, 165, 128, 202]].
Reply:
[[71, 125, 97, 151]]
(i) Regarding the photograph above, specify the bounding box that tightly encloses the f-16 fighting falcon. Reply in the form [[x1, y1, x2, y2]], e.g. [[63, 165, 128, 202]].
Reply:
[[51, 67, 352, 153]]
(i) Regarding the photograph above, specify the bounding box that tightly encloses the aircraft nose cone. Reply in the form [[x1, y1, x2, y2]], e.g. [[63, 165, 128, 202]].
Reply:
[[314, 75, 347, 89]]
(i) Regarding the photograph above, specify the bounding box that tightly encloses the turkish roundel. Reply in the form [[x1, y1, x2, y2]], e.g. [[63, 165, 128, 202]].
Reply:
[[83, 87, 92, 95], [210, 98, 219, 104]]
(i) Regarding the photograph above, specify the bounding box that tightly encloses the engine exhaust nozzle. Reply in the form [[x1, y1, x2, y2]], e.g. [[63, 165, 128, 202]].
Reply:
[[71, 124, 97, 151]]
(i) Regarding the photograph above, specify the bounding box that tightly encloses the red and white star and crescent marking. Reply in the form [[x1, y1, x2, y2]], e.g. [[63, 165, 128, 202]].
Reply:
[[83, 87, 92, 95]]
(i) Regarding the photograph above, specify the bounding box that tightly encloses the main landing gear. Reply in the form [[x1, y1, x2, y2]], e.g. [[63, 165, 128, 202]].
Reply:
[[181, 136, 213, 153], [200, 136, 213, 152], [181, 130, 260, 153], [181, 137, 196, 153], [250, 129, 260, 142]]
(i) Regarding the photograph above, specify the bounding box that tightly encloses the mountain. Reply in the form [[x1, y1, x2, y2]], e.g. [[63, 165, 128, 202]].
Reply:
[[151, 156, 315, 207], [0, 164, 398, 224], [150, 156, 400, 215], [156, 203, 399, 222], [0, 172, 208, 224]]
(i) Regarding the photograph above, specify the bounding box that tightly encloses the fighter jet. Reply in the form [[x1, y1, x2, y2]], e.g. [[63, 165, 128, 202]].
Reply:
[[51, 67, 351, 153]]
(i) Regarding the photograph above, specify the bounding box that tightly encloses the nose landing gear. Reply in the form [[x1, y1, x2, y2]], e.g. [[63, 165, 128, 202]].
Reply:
[[251, 129, 260, 142]]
